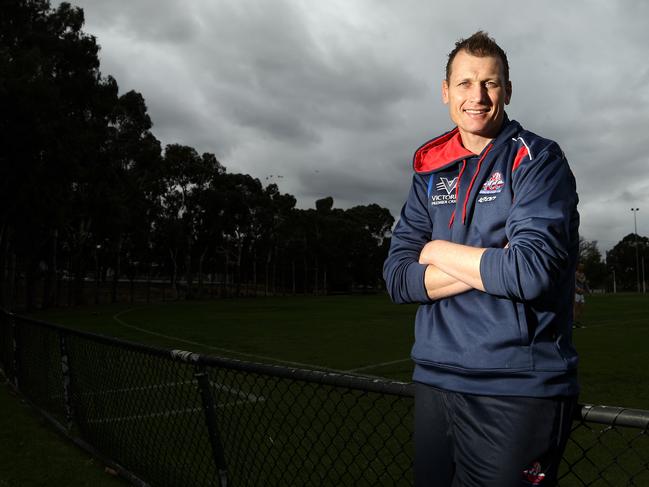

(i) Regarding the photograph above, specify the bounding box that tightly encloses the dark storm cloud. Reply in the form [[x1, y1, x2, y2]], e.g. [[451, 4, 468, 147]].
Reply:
[[194, 7, 421, 140], [67, 0, 649, 251]]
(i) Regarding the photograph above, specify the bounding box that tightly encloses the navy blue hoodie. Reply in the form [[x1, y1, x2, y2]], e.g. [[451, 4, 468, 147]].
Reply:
[[383, 118, 580, 397]]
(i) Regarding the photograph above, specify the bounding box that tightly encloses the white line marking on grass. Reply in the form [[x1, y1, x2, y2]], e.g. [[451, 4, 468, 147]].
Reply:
[[87, 407, 204, 425], [59, 379, 265, 404], [85, 380, 266, 425], [112, 308, 347, 374], [345, 358, 411, 373], [50, 380, 195, 399], [573, 317, 649, 329], [213, 382, 265, 402], [87, 400, 261, 425]]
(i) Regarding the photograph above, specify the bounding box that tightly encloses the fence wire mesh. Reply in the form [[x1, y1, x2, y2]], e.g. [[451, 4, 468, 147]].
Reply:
[[1, 310, 647, 486]]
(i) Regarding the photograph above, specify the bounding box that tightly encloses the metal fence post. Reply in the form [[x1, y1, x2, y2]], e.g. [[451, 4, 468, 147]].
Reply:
[[58, 330, 75, 430], [195, 365, 229, 487]]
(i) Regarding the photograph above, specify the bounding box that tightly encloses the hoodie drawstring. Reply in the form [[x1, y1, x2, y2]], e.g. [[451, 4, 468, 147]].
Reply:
[[448, 159, 467, 228], [449, 144, 493, 228]]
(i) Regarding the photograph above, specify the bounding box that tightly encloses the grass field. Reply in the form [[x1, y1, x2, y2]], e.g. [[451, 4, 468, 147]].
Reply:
[[0, 380, 127, 486], [2, 292, 648, 486], [26, 292, 649, 410]]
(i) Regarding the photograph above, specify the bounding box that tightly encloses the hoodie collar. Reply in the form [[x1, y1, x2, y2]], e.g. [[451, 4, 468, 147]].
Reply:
[[414, 116, 520, 174]]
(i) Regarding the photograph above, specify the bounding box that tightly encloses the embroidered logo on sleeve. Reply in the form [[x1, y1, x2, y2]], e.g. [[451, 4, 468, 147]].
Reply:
[[522, 461, 546, 485], [479, 171, 505, 194]]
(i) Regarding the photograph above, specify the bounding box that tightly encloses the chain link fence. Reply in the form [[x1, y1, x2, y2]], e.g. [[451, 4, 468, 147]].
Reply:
[[1, 310, 647, 486]]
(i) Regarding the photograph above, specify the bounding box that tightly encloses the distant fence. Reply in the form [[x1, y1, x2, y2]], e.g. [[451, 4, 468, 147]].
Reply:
[[1, 273, 297, 311], [1, 311, 648, 486]]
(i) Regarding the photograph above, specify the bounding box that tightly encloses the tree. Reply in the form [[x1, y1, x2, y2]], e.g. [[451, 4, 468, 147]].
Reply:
[[345, 204, 394, 289], [156, 145, 220, 298], [102, 90, 163, 303], [253, 183, 296, 295], [606, 233, 649, 292], [0, 0, 400, 308], [284, 198, 395, 294], [189, 154, 227, 298], [578, 238, 607, 291], [0, 0, 118, 308], [217, 173, 265, 296]]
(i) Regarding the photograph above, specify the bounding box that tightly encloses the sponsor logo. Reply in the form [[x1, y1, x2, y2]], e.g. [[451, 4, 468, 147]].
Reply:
[[479, 171, 505, 194], [478, 195, 497, 203], [522, 461, 546, 485], [436, 177, 457, 195], [431, 177, 458, 206], [431, 194, 456, 206]]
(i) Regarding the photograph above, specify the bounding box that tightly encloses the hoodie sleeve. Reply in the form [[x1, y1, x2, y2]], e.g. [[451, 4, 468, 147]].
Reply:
[[479, 144, 579, 301], [383, 174, 432, 304]]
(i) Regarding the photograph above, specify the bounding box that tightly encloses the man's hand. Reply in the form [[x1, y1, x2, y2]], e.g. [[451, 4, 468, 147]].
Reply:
[[420, 240, 488, 292], [423, 264, 472, 299]]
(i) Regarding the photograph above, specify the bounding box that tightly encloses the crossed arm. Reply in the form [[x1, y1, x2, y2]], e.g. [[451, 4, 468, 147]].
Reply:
[[419, 240, 488, 300]]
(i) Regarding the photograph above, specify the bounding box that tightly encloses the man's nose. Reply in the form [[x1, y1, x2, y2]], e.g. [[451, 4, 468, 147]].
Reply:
[[469, 84, 489, 103]]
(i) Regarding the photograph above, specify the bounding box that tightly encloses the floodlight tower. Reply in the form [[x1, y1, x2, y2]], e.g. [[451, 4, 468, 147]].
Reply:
[[631, 208, 640, 292]]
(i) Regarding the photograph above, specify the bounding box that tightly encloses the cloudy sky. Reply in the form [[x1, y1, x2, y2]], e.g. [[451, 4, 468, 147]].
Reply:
[[62, 0, 649, 253]]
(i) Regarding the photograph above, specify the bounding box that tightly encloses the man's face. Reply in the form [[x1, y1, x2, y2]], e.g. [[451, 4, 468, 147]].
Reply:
[[442, 50, 512, 142]]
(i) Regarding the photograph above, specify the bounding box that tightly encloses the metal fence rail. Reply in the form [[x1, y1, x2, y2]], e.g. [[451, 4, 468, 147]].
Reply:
[[1, 310, 647, 486]]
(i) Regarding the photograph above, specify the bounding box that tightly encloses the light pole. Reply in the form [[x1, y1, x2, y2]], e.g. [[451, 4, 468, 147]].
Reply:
[[631, 208, 640, 292]]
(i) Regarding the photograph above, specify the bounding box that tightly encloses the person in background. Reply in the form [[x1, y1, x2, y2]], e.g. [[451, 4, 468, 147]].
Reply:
[[383, 31, 580, 486], [573, 263, 589, 328]]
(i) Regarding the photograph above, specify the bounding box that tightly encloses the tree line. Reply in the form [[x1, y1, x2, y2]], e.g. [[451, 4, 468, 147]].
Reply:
[[0, 1, 394, 310], [580, 234, 649, 293], [2, 1, 645, 311]]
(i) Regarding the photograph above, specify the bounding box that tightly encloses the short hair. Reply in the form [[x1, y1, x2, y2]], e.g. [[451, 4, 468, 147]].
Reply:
[[445, 31, 509, 82]]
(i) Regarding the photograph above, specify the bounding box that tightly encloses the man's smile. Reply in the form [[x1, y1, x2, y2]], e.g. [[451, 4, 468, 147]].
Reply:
[[463, 108, 489, 115]]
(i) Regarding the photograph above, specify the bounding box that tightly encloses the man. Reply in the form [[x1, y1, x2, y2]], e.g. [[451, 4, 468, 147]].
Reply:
[[383, 31, 580, 486], [573, 264, 589, 328]]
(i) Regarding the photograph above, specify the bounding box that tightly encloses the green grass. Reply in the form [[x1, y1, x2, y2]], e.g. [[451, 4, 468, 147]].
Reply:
[[3, 293, 648, 486], [28, 296, 416, 376], [0, 379, 127, 486], [570, 293, 649, 409], [27, 293, 649, 410]]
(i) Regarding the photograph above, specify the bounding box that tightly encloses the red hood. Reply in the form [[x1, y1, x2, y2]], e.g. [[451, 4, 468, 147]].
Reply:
[[413, 128, 474, 173]]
